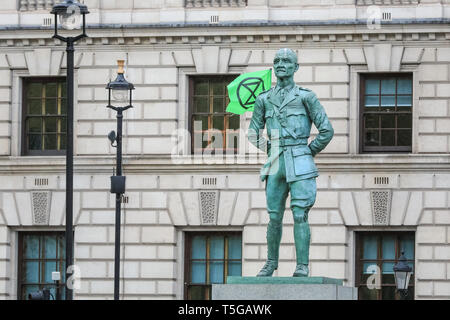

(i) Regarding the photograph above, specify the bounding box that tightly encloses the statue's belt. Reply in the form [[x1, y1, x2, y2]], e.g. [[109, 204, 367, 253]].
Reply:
[[269, 137, 309, 148]]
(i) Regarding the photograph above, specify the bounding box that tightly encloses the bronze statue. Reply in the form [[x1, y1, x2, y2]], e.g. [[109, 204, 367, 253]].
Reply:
[[248, 48, 334, 277]]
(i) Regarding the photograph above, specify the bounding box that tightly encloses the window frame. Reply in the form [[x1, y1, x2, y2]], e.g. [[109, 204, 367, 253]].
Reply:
[[17, 231, 66, 300], [359, 73, 413, 154], [21, 77, 67, 156], [188, 75, 240, 155], [184, 231, 242, 300], [355, 231, 415, 300]]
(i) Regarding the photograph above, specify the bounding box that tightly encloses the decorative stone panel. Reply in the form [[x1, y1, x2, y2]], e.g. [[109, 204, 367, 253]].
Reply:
[[185, 0, 247, 8], [370, 190, 391, 226], [199, 191, 219, 225], [31, 191, 51, 225], [356, 0, 419, 5], [19, 0, 56, 11]]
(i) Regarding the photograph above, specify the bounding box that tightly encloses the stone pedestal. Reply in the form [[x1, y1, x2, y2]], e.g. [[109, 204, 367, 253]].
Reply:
[[212, 277, 357, 300]]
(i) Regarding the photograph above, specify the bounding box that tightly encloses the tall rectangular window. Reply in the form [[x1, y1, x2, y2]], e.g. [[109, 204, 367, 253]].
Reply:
[[22, 78, 67, 155], [184, 232, 242, 300], [360, 74, 412, 153], [355, 232, 415, 300], [189, 76, 240, 154], [18, 232, 66, 300]]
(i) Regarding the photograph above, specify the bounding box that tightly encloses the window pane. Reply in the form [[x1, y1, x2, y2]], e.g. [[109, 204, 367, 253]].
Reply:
[[59, 134, 67, 150], [381, 78, 396, 94], [193, 115, 208, 131], [397, 129, 412, 147], [365, 79, 379, 94], [210, 236, 224, 259], [210, 261, 224, 284], [45, 99, 57, 115], [365, 95, 379, 107], [212, 116, 224, 131], [23, 261, 40, 283], [28, 118, 42, 133], [400, 235, 415, 262], [213, 97, 223, 113], [44, 261, 57, 283], [397, 95, 412, 107], [382, 235, 396, 260], [362, 262, 378, 274], [23, 285, 40, 300], [60, 99, 67, 115], [44, 134, 57, 150], [191, 236, 206, 259], [382, 273, 395, 284], [381, 286, 396, 300], [380, 115, 395, 128], [60, 118, 67, 133], [194, 81, 209, 96], [60, 83, 67, 98], [45, 83, 58, 98], [362, 236, 378, 260], [382, 262, 395, 275], [188, 286, 208, 300], [226, 132, 239, 151], [359, 287, 379, 300], [28, 99, 42, 115], [397, 114, 412, 129], [44, 118, 57, 133], [380, 96, 395, 108], [380, 130, 395, 146], [364, 114, 379, 129], [365, 130, 379, 146], [28, 134, 42, 150], [212, 82, 224, 95], [397, 78, 412, 94], [228, 115, 240, 130], [27, 83, 42, 98], [191, 262, 206, 284], [194, 97, 209, 113], [44, 236, 57, 259], [228, 261, 242, 277], [23, 235, 40, 259], [228, 236, 242, 260]]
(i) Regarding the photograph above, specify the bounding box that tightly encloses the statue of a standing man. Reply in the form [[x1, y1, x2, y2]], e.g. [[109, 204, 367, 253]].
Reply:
[[248, 48, 334, 277]]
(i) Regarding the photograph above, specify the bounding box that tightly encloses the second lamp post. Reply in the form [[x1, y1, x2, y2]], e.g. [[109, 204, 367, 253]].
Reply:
[[106, 60, 135, 300]]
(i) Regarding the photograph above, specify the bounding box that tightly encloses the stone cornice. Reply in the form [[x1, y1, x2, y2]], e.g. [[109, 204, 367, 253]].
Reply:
[[0, 23, 449, 47], [0, 155, 449, 174]]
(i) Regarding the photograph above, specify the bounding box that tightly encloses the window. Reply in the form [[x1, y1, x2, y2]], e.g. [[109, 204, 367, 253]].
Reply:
[[189, 76, 240, 154], [22, 78, 67, 155], [360, 74, 412, 153], [18, 232, 66, 300], [184, 232, 242, 300], [355, 232, 415, 300]]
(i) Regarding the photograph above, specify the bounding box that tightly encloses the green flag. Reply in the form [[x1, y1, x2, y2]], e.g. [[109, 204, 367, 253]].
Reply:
[[226, 69, 272, 115]]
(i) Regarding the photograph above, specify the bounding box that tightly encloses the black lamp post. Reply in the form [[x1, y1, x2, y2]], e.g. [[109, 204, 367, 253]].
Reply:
[[106, 60, 135, 300], [50, 0, 89, 301], [393, 251, 413, 300]]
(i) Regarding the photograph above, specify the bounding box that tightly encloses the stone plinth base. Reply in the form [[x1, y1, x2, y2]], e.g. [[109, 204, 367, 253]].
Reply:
[[212, 277, 357, 300]]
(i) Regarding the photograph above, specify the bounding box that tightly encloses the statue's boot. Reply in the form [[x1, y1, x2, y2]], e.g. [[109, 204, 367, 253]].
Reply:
[[293, 221, 310, 277], [257, 220, 282, 277]]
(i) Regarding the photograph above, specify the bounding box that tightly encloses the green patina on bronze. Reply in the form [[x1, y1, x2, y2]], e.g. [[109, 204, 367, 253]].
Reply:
[[248, 48, 334, 277], [227, 276, 343, 285]]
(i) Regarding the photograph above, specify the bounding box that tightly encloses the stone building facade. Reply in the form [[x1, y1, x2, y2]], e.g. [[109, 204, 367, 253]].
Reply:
[[0, 0, 449, 299]]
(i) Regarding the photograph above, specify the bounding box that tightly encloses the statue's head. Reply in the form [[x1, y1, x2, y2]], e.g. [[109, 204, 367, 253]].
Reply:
[[273, 48, 299, 79]]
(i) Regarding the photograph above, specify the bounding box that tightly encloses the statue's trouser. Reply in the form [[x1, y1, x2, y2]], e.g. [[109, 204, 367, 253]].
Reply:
[[265, 152, 316, 267]]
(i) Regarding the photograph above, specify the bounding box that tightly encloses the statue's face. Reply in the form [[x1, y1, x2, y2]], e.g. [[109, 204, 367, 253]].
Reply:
[[273, 49, 299, 79]]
